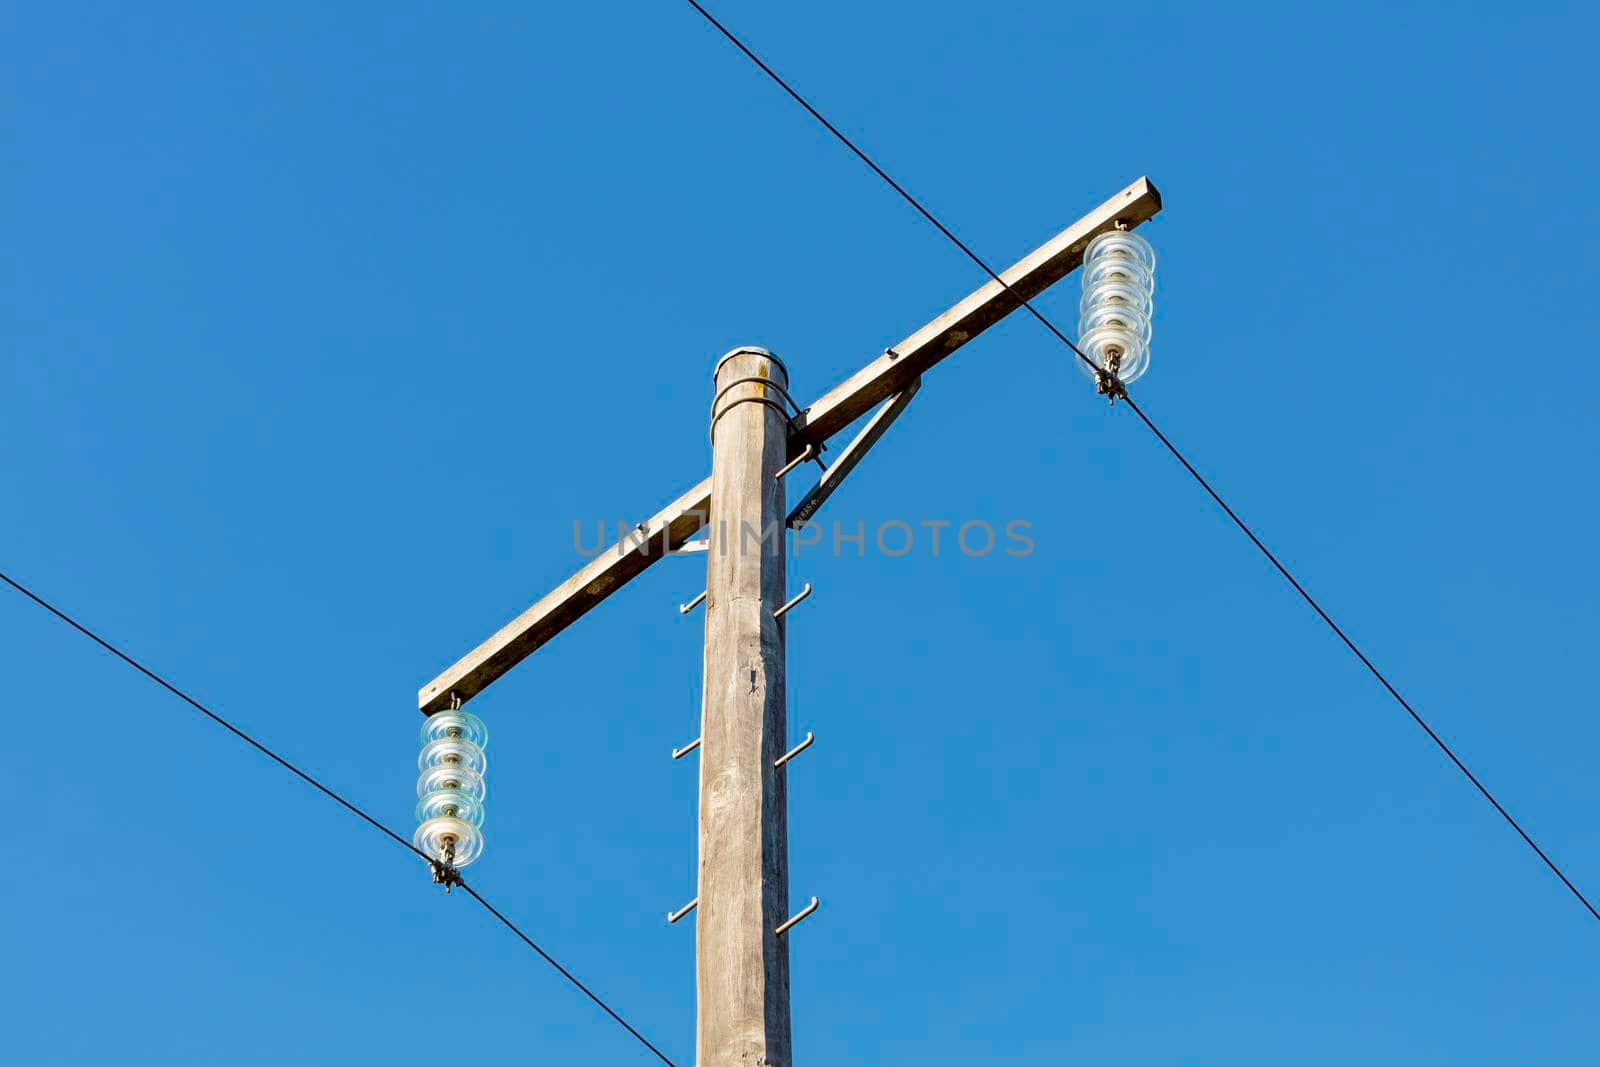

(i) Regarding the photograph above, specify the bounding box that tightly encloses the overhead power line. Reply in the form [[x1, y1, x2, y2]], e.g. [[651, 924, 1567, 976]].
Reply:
[[0, 568, 422, 858], [461, 884, 678, 1066], [677, 0, 1600, 927], [0, 567, 680, 1065]]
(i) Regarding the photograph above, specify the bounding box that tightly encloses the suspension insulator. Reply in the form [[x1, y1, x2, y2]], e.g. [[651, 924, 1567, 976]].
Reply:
[[1077, 229, 1156, 386], [414, 707, 489, 868]]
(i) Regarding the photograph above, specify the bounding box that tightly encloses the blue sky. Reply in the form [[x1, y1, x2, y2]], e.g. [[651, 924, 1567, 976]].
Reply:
[[4, 3, 1598, 1064]]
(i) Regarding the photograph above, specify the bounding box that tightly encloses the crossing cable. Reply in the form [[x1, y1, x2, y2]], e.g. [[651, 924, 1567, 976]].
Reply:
[[0, 567, 426, 859], [0, 566, 681, 1064], [678, 0, 1600, 926], [460, 884, 678, 1067]]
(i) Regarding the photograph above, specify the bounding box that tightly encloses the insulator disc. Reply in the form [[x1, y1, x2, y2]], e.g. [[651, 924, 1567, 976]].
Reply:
[[414, 816, 485, 867], [416, 787, 486, 827], [419, 736, 487, 775], [1084, 229, 1156, 273], [1079, 302, 1152, 342], [1077, 325, 1150, 385], [1079, 277, 1153, 317], [1081, 254, 1154, 294], [420, 709, 489, 750], [417, 762, 486, 801]]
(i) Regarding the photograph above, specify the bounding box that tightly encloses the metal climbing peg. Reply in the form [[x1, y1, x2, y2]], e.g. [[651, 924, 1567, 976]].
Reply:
[[775, 444, 817, 479], [775, 897, 819, 936], [774, 731, 813, 768], [772, 582, 812, 619]]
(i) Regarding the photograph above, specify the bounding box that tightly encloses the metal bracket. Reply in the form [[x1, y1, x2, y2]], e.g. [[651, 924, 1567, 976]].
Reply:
[[667, 897, 699, 924], [679, 589, 708, 615], [788, 378, 920, 528], [774, 731, 814, 768], [772, 582, 812, 620], [775, 897, 819, 936], [672, 737, 702, 760]]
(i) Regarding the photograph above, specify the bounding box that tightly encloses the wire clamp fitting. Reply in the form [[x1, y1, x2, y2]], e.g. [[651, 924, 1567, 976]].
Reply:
[[1094, 351, 1128, 406], [430, 858, 464, 892], [429, 840, 464, 893]]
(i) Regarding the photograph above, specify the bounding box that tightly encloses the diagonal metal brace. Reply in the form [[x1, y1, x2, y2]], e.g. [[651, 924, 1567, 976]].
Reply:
[[787, 378, 920, 529]]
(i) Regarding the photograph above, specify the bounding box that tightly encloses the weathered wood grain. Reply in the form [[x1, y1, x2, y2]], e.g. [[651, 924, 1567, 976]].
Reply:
[[697, 349, 792, 1067]]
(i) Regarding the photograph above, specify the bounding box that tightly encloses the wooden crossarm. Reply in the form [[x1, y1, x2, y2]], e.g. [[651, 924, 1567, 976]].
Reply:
[[418, 177, 1162, 711]]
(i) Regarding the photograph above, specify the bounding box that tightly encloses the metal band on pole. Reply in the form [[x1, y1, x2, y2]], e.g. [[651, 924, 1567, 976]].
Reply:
[[711, 375, 803, 418], [712, 345, 789, 384]]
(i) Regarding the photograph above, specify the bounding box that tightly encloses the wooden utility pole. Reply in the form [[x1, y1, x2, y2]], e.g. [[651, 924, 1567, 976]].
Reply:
[[699, 347, 792, 1066], [415, 176, 1163, 1062]]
